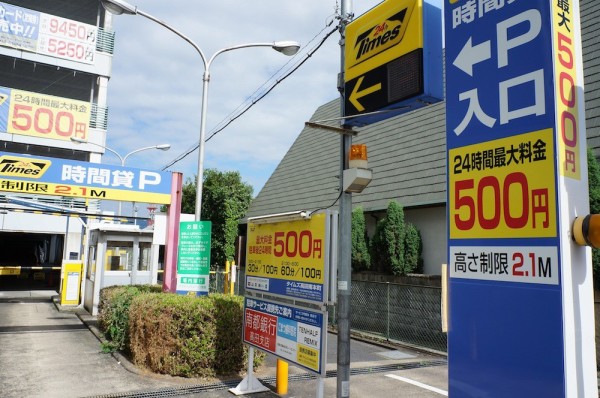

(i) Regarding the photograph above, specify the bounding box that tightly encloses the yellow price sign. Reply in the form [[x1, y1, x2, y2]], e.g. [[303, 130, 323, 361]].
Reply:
[[449, 129, 557, 239], [246, 213, 329, 303]]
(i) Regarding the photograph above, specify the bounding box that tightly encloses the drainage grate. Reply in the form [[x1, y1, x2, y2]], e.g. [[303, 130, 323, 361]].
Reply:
[[0, 298, 52, 303], [85, 360, 447, 398]]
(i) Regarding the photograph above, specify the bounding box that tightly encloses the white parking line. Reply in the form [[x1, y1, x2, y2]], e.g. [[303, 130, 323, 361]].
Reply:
[[385, 374, 448, 396]]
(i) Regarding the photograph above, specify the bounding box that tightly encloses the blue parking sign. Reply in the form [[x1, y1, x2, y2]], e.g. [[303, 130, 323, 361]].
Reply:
[[446, 0, 597, 396]]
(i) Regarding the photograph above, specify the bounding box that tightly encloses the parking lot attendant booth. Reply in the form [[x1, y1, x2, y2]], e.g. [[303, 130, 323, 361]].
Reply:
[[83, 223, 155, 315]]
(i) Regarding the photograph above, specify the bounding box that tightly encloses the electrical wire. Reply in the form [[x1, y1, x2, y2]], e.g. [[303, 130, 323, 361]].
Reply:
[[160, 22, 339, 171], [208, 19, 336, 135], [307, 189, 343, 216]]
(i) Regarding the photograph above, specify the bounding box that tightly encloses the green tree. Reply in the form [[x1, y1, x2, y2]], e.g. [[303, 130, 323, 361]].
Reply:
[[382, 201, 406, 275], [181, 177, 197, 214], [369, 201, 424, 275], [180, 169, 253, 268], [404, 222, 422, 274], [351, 207, 370, 271], [587, 148, 600, 288], [369, 218, 389, 273]]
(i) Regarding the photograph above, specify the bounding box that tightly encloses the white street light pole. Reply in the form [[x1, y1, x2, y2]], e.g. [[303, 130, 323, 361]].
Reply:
[[100, 0, 300, 221], [70, 137, 170, 215]]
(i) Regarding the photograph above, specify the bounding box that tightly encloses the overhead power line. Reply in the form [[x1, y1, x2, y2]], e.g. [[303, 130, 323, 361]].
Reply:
[[161, 22, 338, 171]]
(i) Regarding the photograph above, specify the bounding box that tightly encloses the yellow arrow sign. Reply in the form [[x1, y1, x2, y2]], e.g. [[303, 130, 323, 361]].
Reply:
[[349, 76, 382, 112]]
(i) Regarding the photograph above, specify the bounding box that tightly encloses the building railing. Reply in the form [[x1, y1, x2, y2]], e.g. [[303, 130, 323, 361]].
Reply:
[[96, 28, 115, 55], [0, 193, 89, 211], [90, 104, 108, 130]]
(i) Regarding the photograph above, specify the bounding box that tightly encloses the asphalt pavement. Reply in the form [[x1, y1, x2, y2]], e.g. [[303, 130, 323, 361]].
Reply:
[[0, 290, 449, 398]]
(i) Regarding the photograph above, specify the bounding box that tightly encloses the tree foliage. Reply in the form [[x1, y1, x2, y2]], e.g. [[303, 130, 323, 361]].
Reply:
[[369, 201, 423, 275], [587, 148, 600, 288], [383, 201, 406, 275], [351, 207, 371, 271], [404, 222, 423, 274], [181, 169, 253, 268]]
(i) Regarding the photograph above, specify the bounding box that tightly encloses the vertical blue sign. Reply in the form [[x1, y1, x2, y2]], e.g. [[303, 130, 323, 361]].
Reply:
[[445, 1, 564, 396]]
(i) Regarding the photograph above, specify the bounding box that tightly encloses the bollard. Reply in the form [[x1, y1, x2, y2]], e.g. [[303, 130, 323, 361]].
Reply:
[[229, 261, 236, 295], [224, 260, 230, 294], [276, 359, 289, 394]]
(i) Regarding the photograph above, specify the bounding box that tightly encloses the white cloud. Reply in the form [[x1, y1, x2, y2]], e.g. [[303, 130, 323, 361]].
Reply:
[[103, 0, 442, 207]]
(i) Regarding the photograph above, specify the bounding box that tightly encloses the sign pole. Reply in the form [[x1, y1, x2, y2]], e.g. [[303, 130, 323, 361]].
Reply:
[[337, 1, 352, 397]]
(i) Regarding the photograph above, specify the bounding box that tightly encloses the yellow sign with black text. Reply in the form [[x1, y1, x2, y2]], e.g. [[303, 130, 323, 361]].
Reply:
[[449, 129, 557, 239], [247, 214, 326, 284], [345, 0, 422, 82], [0, 155, 52, 179]]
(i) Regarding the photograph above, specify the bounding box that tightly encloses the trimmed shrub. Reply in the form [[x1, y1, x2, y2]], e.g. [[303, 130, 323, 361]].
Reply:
[[404, 223, 422, 274], [211, 294, 247, 375], [97, 284, 162, 352], [128, 293, 216, 377], [351, 207, 371, 271], [127, 293, 259, 378]]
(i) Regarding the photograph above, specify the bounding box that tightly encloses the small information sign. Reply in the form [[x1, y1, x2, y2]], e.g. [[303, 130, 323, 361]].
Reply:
[[176, 221, 211, 295], [243, 297, 327, 375]]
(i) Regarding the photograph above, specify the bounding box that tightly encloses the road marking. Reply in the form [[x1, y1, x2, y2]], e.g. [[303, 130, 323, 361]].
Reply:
[[385, 374, 448, 396]]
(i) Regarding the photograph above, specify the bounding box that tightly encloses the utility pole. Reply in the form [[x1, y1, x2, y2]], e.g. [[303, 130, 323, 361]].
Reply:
[[337, 1, 352, 397]]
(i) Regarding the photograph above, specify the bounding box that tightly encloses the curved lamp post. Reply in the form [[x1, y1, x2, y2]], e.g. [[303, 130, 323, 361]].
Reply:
[[71, 136, 170, 215], [100, 0, 300, 221]]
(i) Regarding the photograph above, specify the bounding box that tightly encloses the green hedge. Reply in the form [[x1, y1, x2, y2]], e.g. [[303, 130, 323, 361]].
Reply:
[[128, 293, 258, 378], [97, 285, 162, 352], [98, 286, 261, 378]]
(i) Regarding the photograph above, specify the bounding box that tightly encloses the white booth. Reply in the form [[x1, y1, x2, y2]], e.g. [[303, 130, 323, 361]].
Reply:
[[83, 223, 156, 315]]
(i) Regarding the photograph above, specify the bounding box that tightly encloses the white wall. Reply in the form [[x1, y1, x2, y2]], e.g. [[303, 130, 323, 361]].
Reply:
[[364, 205, 447, 276], [405, 206, 447, 275]]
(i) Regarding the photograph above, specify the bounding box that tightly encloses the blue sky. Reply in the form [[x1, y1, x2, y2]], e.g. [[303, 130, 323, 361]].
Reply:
[[102, 0, 443, 215]]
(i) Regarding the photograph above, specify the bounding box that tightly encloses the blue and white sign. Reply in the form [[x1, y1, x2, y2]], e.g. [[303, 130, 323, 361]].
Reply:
[[446, 0, 597, 396], [243, 297, 327, 375], [0, 151, 172, 204]]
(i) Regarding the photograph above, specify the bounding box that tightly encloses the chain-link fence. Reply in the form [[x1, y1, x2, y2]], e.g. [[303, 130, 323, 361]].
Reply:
[[333, 280, 447, 352], [210, 269, 446, 353], [209, 266, 246, 296]]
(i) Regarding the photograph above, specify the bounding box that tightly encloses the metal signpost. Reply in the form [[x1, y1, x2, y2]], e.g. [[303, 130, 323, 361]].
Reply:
[[445, 1, 597, 396], [236, 211, 337, 397], [337, 1, 442, 396], [176, 220, 211, 296]]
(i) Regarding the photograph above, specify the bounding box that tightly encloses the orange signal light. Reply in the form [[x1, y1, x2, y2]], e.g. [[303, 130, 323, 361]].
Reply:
[[350, 144, 368, 161], [349, 144, 368, 169]]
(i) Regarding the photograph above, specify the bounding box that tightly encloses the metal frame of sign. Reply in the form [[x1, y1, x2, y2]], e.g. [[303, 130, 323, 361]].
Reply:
[[243, 210, 337, 376]]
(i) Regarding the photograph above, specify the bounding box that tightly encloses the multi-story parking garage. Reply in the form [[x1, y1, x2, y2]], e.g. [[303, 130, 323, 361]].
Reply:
[[0, 1, 114, 290]]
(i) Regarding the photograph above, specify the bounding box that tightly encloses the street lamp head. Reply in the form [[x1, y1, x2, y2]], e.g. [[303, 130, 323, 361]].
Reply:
[[70, 137, 87, 144], [100, 0, 137, 15], [156, 144, 171, 151], [272, 41, 301, 56]]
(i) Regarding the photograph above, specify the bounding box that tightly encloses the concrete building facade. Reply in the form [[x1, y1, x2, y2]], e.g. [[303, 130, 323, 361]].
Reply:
[[0, 1, 115, 289]]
